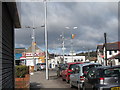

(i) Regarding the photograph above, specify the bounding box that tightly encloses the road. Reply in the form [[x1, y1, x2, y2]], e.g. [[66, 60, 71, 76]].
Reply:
[[30, 70, 77, 89]]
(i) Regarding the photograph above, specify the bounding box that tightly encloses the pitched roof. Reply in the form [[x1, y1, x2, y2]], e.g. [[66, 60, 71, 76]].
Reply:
[[106, 42, 120, 51], [6, 2, 21, 28], [97, 45, 103, 52], [97, 41, 120, 51], [26, 45, 44, 53]]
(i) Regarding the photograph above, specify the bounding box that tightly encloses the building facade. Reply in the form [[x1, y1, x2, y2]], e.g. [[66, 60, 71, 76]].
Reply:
[[22, 45, 45, 67], [97, 42, 120, 65], [0, 2, 21, 89]]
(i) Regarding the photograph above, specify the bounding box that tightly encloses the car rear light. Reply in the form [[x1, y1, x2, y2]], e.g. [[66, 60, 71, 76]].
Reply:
[[80, 76, 85, 81], [99, 77, 104, 84], [99, 77, 104, 80]]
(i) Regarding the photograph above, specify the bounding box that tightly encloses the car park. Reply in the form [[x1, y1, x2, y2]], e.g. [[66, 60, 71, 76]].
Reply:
[[83, 65, 120, 90], [70, 63, 102, 89], [61, 62, 83, 83], [37, 63, 46, 71]]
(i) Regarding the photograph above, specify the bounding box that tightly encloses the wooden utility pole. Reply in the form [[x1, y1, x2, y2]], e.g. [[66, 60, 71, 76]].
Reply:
[[104, 33, 107, 66]]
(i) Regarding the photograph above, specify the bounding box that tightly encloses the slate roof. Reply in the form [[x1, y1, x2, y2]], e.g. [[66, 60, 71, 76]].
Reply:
[[97, 41, 120, 51], [105, 42, 120, 51]]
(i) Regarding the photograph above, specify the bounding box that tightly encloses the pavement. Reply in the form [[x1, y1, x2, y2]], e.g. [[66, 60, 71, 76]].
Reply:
[[30, 69, 77, 89]]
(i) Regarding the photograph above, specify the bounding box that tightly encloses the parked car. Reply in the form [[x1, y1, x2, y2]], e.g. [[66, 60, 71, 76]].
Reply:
[[61, 62, 83, 83], [56, 63, 66, 77], [70, 63, 102, 89], [37, 63, 46, 71], [83, 65, 120, 90]]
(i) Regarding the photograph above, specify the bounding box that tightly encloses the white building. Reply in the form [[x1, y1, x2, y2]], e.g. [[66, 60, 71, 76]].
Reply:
[[97, 42, 120, 65], [64, 56, 85, 63], [48, 56, 86, 69]]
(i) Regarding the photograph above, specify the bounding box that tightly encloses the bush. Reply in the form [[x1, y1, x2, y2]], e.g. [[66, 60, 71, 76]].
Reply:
[[15, 65, 29, 78]]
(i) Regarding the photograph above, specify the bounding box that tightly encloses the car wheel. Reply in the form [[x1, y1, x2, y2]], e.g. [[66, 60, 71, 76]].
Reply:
[[70, 81, 74, 88], [62, 77, 65, 81], [82, 84, 86, 90], [78, 83, 80, 90]]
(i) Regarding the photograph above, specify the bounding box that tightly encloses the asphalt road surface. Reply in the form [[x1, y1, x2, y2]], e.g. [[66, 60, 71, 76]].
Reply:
[[30, 69, 77, 90]]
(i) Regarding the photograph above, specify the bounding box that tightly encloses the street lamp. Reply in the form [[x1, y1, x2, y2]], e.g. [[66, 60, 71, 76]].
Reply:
[[59, 33, 66, 63], [44, 0, 49, 80], [65, 26, 78, 62]]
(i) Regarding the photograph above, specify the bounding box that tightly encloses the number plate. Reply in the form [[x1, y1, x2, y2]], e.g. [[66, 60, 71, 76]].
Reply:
[[111, 87, 120, 90]]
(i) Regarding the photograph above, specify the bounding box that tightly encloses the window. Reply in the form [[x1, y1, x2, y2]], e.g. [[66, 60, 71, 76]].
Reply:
[[104, 68, 120, 77], [114, 50, 117, 53], [109, 51, 112, 55], [75, 66, 80, 74], [87, 69, 96, 78], [81, 59, 83, 61], [65, 58, 67, 60], [78, 59, 80, 62], [69, 64, 76, 70], [74, 59, 76, 62], [83, 64, 101, 74]]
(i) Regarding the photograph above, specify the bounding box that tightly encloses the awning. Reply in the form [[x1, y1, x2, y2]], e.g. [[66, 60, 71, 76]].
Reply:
[[20, 56, 26, 59]]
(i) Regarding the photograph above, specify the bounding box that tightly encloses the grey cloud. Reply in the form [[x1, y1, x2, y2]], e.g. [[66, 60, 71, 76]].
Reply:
[[15, 2, 118, 54]]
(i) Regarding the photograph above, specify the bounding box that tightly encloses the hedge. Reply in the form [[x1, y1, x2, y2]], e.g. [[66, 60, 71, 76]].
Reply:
[[15, 65, 29, 78]]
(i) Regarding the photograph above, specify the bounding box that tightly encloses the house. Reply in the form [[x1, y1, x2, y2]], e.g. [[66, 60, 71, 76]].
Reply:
[[97, 41, 120, 65], [0, 2, 21, 89], [23, 44, 45, 68]]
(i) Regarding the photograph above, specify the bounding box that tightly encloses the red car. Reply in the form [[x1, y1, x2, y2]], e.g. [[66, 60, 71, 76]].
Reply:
[[61, 62, 83, 83]]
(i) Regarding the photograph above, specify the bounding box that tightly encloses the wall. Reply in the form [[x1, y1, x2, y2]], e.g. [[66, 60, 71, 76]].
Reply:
[[0, 1, 2, 89], [1, 2, 14, 88]]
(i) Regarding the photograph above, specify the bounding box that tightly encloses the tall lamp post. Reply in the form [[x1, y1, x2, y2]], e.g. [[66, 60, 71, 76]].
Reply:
[[65, 27, 77, 62], [44, 0, 49, 80]]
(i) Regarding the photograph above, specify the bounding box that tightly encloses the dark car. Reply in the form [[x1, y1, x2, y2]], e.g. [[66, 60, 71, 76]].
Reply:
[[83, 65, 120, 90]]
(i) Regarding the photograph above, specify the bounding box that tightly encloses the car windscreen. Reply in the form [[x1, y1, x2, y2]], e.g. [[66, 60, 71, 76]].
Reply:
[[103, 68, 120, 77], [83, 64, 101, 74], [41, 63, 46, 65]]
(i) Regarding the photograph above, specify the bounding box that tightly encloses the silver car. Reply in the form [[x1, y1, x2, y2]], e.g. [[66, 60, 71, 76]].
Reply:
[[70, 63, 102, 89]]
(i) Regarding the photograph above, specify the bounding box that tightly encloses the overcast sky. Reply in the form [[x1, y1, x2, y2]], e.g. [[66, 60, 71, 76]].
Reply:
[[15, 1, 118, 54]]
